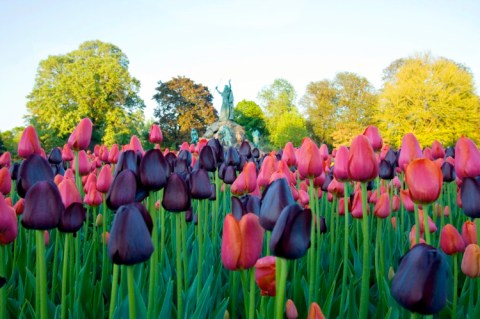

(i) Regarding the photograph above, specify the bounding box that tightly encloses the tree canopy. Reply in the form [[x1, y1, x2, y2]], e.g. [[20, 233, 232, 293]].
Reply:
[[153, 76, 218, 147], [302, 72, 378, 147], [377, 53, 480, 147], [233, 100, 268, 142], [26, 40, 145, 150]]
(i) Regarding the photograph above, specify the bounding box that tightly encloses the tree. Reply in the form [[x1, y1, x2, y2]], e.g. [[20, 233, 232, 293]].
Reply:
[[26, 40, 145, 149], [153, 76, 218, 147], [378, 53, 480, 147], [233, 100, 268, 141], [302, 72, 378, 147], [258, 79, 307, 148], [0, 132, 5, 155], [1, 127, 24, 158]]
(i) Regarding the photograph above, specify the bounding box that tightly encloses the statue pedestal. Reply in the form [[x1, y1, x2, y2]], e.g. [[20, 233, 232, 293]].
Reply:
[[203, 120, 246, 147]]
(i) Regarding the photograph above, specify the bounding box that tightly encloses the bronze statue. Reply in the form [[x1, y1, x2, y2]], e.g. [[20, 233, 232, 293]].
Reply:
[[216, 80, 234, 122]]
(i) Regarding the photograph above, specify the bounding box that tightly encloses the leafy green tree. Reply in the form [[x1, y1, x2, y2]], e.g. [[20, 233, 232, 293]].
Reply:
[[233, 100, 268, 141], [1, 127, 24, 158], [26, 40, 145, 149], [378, 53, 480, 147], [0, 133, 5, 155], [302, 72, 378, 147], [258, 79, 307, 148], [153, 76, 218, 147]]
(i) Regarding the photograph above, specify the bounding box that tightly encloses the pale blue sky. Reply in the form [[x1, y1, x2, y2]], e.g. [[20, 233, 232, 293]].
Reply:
[[1, 0, 479, 131]]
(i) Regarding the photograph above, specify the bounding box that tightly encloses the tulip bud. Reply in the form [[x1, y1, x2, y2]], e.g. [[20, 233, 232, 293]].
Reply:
[[149, 124, 163, 144], [285, 299, 298, 319], [374, 192, 390, 218], [0, 152, 11, 168], [297, 138, 323, 179], [162, 173, 191, 212], [189, 169, 213, 199], [398, 133, 423, 171], [307, 302, 326, 319], [462, 221, 477, 245], [0, 167, 11, 195], [348, 135, 378, 182], [0, 194, 18, 244], [231, 162, 257, 195], [22, 181, 64, 230], [254, 256, 276, 296], [405, 158, 443, 205], [460, 177, 480, 218], [68, 118, 93, 151], [259, 178, 295, 231], [106, 169, 137, 210], [461, 244, 480, 278], [363, 125, 383, 151], [454, 137, 480, 179], [18, 126, 42, 159], [440, 224, 465, 255], [17, 154, 54, 198], [281, 142, 296, 167], [139, 149, 168, 192]]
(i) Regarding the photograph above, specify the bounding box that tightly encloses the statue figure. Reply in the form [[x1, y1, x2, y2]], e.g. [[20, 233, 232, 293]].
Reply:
[[216, 80, 234, 122], [190, 128, 199, 145], [218, 125, 232, 147], [252, 129, 260, 148]]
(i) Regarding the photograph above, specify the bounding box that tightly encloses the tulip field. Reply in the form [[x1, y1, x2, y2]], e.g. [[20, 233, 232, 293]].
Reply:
[[2, 119, 480, 319]]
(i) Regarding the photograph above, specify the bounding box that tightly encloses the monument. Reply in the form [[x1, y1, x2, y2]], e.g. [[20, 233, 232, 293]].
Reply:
[[203, 80, 246, 147]]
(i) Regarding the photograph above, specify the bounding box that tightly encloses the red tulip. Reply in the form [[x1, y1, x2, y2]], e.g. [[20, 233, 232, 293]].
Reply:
[[462, 221, 477, 245], [129, 135, 144, 155], [84, 184, 103, 207], [286, 299, 298, 319], [351, 190, 369, 218], [97, 164, 113, 193], [461, 244, 480, 278], [108, 144, 120, 164], [0, 193, 18, 244], [58, 178, 82, 208], [440, 224, 465, 255], [348, 135, 378, 182], [455, 137, 480, 179], [363, 125, 383, 151], [400, 189, 415, 212], [18, 126, 42, 159], [281, 142, 297, 167], [0, 152, 11, 168], [68, 118, 93, 151], [333, 146, 349, 182], [231, 162, 257, 195], [307, 302, 326, 319], [149, 124, 163, 144], [319, 144, 329, 161], [297, 138, 323, 179], [405, 158, 443, 204], [62, 144, 74, 162], [254, 256, 276, 296], [409, 226, 426, 248], [398, 133, 423, 171], [392, 195, 400, 212], [0, 167, 11, 195], [431, 140, 445, 160], [374, 192, 390, 218], [418, 209, 437, 233], [13, 198, 24, 215], [257, 155, 276, 189], [221, 213, 264, 270]]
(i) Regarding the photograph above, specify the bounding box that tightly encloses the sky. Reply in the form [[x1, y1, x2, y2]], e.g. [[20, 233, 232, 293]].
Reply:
[[1, 0, 479, 132]]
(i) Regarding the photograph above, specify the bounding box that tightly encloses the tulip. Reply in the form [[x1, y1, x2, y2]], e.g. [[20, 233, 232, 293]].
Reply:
[[57, 178, 81, 208], [440, 161, 455, 182], [108, 144, 120, 164], [108, 203, 154, 265], [307, 302, 326, 319], [392, 195, 400, 212], [76, 150, 90, 176], [221, 213, 264, 270], [61, 144, 74, 162], [257, 155, 276, 188], [199, 145, 217, 172], [405, 158, 443, 204], [0, 194, 17, 244], [13, 198, 24, 215], [18, 126, 42, 159], [374, 192, 390, 218], [462, 221, 477, 245], [189, 169, 212, 199], [231, 162, 257, 195], [409, 226, 426, 248], [254, 256, 276, 296], [348, 135, 378, 182], [440, 224, 465, 255], [281, 142, 296, 167], [391, 244, 448, 314], [285, 299, 298, 319], [259, 178, 295, 231], [84, 185, 103, 207], [454, 137, 480, 179], [431, 140, 445, 160], [297, 138, 323, 179], [379, 160, 395, 180], [417, 209, 437, 233], [0, 152, 11, 168], [333, 146, 349, 182], [16, 154, 54, 198], [149, 124, 163, 144], [162, 173, 191, 212], [22, 181, 64, 230], [461, 244, 480, 278], [58, 203, 86, 233], [460, 177, 480, 218], [47, 147, 63, 165], [139, 149, 168, 191], [400, 189, 415, 212], [270, 203, 312, 259], [351, 190, 369, 218], [363, 125, 383, 151], [106, 169, 137, 210], [0, 167, 11, 195], [97, 164, 113, 193], [398, 133, 423, 171], [68, 118, 93, 151]]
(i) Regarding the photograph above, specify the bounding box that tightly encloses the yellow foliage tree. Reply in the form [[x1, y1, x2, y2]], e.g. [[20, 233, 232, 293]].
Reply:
[[378, 53, 480, 148]]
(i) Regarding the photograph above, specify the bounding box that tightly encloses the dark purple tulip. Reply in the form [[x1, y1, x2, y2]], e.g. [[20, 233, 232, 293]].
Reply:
[[178, 149, 192, 167], [461, 177, 480, 218], [185, 207, 193, 223], [445, 147, 455, 158], [239, 141, 251, 159], [139, 149, 168, 191], [189, 169, 212, 199], [241, 194, 261, 216], [53, 164, 65, 176], [385, 149, 398, 167], [58, 202, 86, 233], [379, 160, 395, 180], [231, 196, 247, 221], [316, 216, 327, 234], [225, 147, 241, 167], [17, 154, 54, 198], [321, 173, 333, 192], [108, 203, 154, 265], [199, 146, 217, 172], [207, 138, 224, 163], [106, 169, 137, 210], [22, 181, 63, 230], [260, 178, 295, 231], [9, 163, 19, 181], [252, 148, 260, 159], [441, 162, 455, 183], [162, 173, 191, 212], [223, 165, 237, 185], [218, 163, 226, 180], [391, 244, 448, 315], [164, 152, 176, 175], [48, 147, 63, 164], [113, 150, 139, 178], [270, 203, 312, 259], [209, 184, 216, 201], [132, 202, 153, 235], [174, 158, 189, 176]]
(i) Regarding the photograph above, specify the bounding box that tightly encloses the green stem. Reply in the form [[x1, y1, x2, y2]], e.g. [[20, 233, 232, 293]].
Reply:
[[414, 204, 421, 245], [127, 266, 136, 319], [159, 189, 165, 268], [359, 182, 370, 319], [231, 272, 238, 319], [197, 200, 204, 301], [109, 264, 120, 319], [61, 234, 70, 319], [274, 257, 288, 319], [36, 230, 48, 319], [241, 270, 249, 318], [340, 183, 350, 315], [92, 207, 98, 285], [50, 229, 60, 302], [452, 254, 458, 319], [249, 268, 255, 319], [476, 219, 480, 249], [307, 179, 316, 304], [423, 205, 431, 245], [0, 245, 7, 319], [176, 213, 183, 319], [148, 194, 158, 319]]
